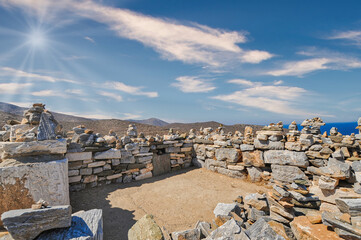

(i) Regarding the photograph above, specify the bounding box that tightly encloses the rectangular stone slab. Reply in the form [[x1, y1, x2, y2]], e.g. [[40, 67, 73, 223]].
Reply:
[[1, 205, 72, 240], [0, 139, 67, 159]]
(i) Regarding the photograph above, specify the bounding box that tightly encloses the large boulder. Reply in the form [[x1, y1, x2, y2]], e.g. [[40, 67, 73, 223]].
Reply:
[[128, 214, 164, 240], [264, 150, 309, 167], [1, 205, 72, 240], [0, 159, 69, 227], [37, 209, 103, 240], [242, 151, 265, 167]]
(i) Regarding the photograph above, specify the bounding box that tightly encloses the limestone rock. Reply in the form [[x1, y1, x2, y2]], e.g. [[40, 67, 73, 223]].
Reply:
[[244, 193, 269, 212], [128, 214, 163, 240], [264, 150, 309, 167], [254, 139, 285, 150], [37, 209, 103, 240], [271, 165, 308, 183], [242, 151, 264, 167], [213, 203, 239, 217], [322, 211, 361, 238], [208, 218, 241, 239], [0, 159, 69, 227], [245, 218, 285, 240], [0, 139, 66, 159], [335, 198, 361, 217], [290, 216, 342, 240], [172, 228, 200, 240], [247, 167, 262, 182], [1, 205, 72, 240], [94, 149, 121, 159], [215, 148, 240, 163]]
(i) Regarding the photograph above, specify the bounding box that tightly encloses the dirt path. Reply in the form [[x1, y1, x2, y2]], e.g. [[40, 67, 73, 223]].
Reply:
[[70, 168, 268, 240]]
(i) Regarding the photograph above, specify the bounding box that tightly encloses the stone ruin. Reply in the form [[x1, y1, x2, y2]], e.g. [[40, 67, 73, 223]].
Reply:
[[0, 104, 360, 240]]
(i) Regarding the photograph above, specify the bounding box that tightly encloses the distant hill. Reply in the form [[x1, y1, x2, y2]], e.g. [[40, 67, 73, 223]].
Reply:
[[0, 102, 263, 136], [0, 102, 92, 123], [128, 118, 169, 126]]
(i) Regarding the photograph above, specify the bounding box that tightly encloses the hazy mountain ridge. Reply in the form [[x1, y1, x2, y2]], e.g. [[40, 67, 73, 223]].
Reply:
[[127, 118, 169, 127]]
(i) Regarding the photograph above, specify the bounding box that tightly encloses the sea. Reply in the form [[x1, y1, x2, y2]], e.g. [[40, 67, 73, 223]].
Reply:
[[284, 122, 358, 136]]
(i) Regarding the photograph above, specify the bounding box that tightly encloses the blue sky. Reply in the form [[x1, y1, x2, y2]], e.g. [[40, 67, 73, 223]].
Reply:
[[0, 0, 360, 124]]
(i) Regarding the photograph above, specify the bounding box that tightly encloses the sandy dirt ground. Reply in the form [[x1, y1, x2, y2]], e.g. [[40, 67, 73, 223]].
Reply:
[[70, 168, 268, 240]]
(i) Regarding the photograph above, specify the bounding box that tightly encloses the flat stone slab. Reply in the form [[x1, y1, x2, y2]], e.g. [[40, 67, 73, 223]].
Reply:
[[1, 205, 72, 240], [65, 152, 92, 162], [0, 159, 69, 227], [213, 203, 238, 217], [264, 150, 309, 167], [37, 209, 103, 240], [94, 149, 121, 159], [271, 164, 308, 183], [335, 198, 361, 217], [0, 139, 67, 159]]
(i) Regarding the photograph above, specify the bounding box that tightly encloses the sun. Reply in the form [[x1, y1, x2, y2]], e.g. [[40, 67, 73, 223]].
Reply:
[[27, 30, 47, 48]]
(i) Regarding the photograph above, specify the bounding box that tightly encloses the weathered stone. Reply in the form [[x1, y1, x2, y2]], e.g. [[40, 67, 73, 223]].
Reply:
[[215, 148, 240, 163], [271, 164, 308, 183], [37, 209, 103, 240], [0, 139, 66, 159], [352, 161, 361, 172], [264, 150, 309, 167], [194, 221, 211, 238], [246, 218, 285, 240], [291, 216, 342, 240], [213, 203, 239, 217], [319, 176, 338, 190], [242, 150, 264, 167], [254, 139, 285, 150], [205, 159, 227, 169], [227, 165, 245, 171], [65, 152, 92, 162], [37, 112, 58, 141], [88, 161, 106, 168], [214, 167, 246, 179], [1, 205, 72, 240], [335, 198, 361, 217], [172, 228, 200, 240], [0, 159, 69, 227], [240, 144, 255, 151], [135, 171, 152, 181], [248, 207, 266, 222], [322, 211, 361, 237], [209, 218, 241, 239], [247, 167, 262, 182], [285, 142, 302, 152], [94, 149, 121, 159], [244, 193, 269, 212], [309, 186, 361, 204], [268, 220, 294, 240], [306, 211, 323, 224]]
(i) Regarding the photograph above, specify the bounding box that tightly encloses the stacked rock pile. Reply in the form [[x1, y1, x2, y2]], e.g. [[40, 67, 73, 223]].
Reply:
[[0, 103, 60, 143]]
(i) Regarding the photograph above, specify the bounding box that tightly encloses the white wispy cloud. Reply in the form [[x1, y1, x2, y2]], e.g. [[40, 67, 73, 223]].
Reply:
[[266, 55, 361, 77], [65, 89, 84, 95], [212, 80, 314, 116], [227, 79, 261, 87], [105, 81, 158, 98], [97, 90, 123, 102], [84, 36, 95, 43], [0, 0, 273, 67], [1, 67, 78, 83], [172, 76, 216, 93], [31, 90, 66, 97], [328, 30, 361, 45], [0, 82, 32, 93]]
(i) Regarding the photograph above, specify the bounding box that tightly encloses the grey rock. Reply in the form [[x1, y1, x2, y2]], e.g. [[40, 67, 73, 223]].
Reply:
[[1, 205, 72, 240], [215, 148, 240, 162], [289, 191, 319, 202], [192, 158, 205, 168], [254, 139, 284, 150], [309, 159, 326, 167], [335, 198, 361, 217], [264, 150, 309, 167], [37, 209, 103, 240], [172, 228, 200, 240], [240, 144, 255, 151], [195, 221, 211, 238], [205, 159, 227, 170], [213, 203, 239, 217], [352, 161, 361, 172], [94, 149, 121, 159], [37, 112, 58, 141], [272, 185, 291, 198], [322, 211, 361, 237], [271, 165, 308, 183], [247, 167, 262, 182], [248, 208, 266, 222], [354, 183, 361, 194], [245, 218, 285, 240], [214, 167, 246, 179], [209, 219, 241, 239]]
